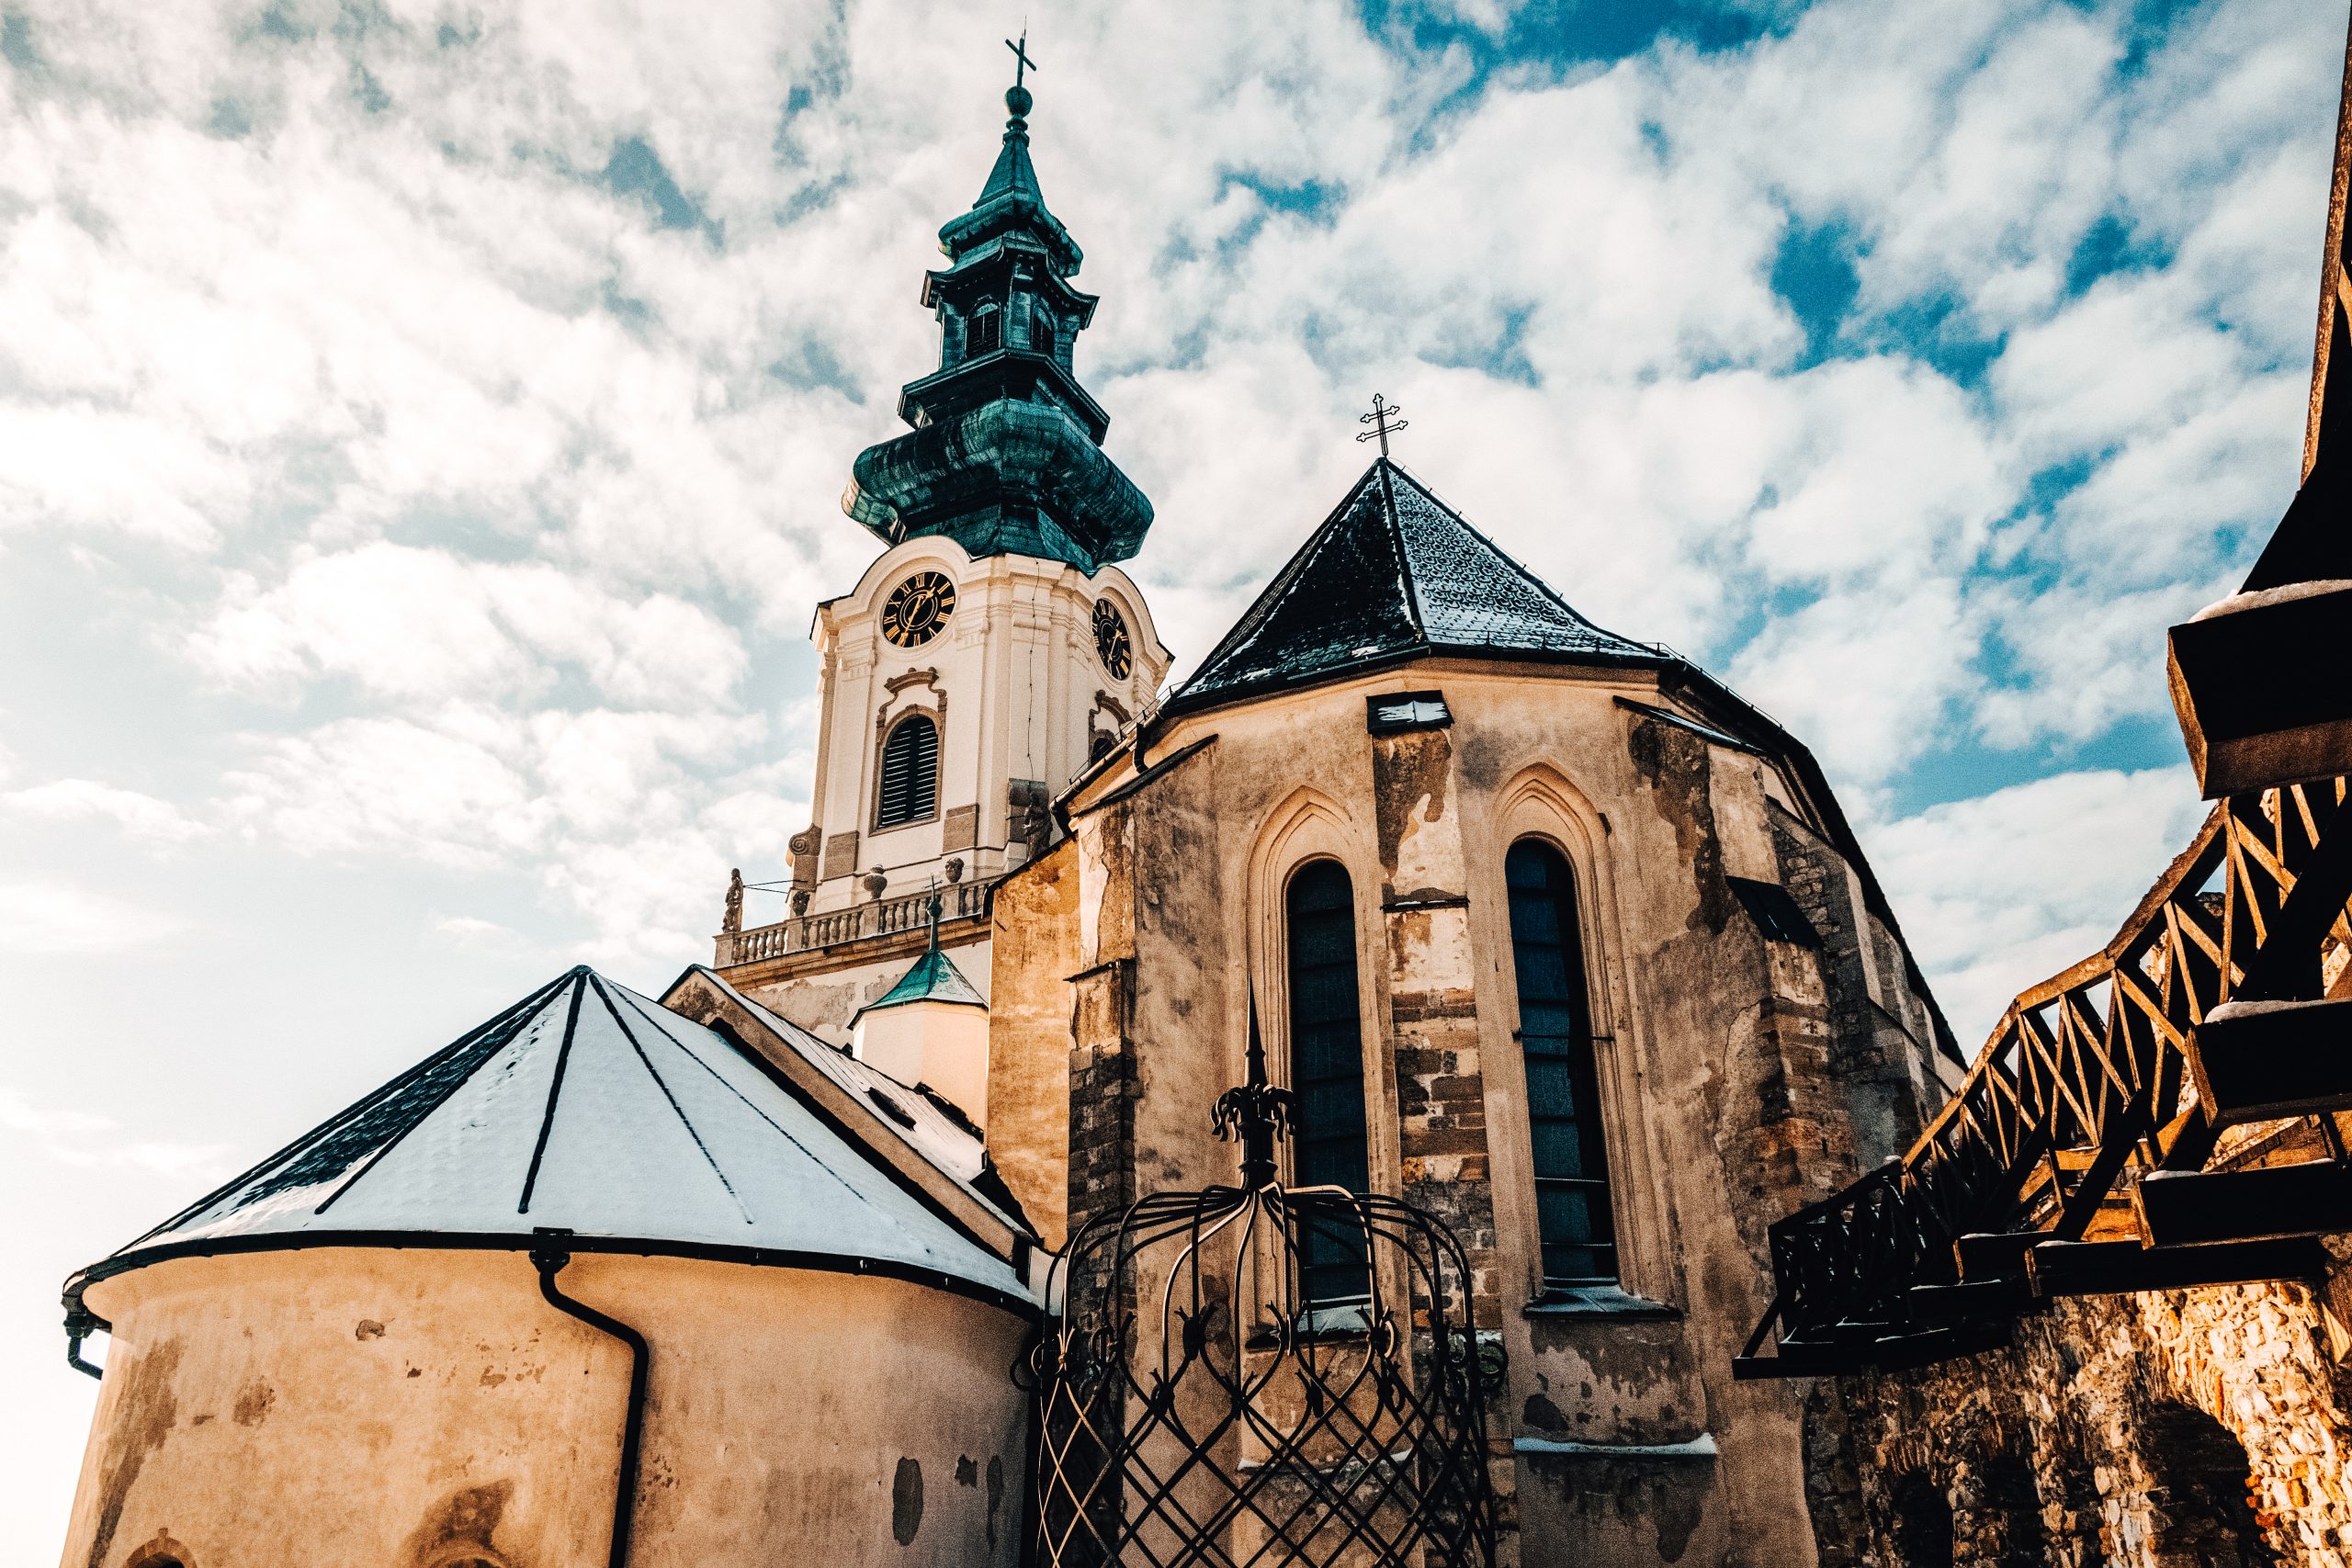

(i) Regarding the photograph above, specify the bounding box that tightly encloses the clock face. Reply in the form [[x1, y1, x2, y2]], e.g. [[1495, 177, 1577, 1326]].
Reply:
[[1092, 599, 1133, 680], [881, 571, 956, 648]]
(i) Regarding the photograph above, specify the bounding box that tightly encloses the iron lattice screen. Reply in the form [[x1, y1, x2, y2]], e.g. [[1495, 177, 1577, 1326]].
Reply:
[[1025, 1089, 1497, 1568]]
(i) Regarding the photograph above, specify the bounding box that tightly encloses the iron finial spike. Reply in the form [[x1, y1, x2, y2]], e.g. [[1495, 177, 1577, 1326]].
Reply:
[[1245, 991, 1269, 1089], [1356, 391, 1408, 458], [1212, 993, 1292, 1190]]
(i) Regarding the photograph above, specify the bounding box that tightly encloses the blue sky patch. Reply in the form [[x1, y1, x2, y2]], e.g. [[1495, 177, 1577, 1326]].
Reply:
[[1772, 219, 1861, 366]]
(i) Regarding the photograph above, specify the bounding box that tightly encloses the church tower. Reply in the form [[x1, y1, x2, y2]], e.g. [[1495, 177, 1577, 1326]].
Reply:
[[722, 59, 1169, 1043]]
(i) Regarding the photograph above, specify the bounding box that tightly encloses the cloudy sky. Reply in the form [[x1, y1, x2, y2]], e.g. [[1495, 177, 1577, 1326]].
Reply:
[[0, 0, 2340, 1550]]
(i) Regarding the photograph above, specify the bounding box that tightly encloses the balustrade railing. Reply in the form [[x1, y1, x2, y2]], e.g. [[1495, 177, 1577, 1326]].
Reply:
[[719, 874, 1000, 966]]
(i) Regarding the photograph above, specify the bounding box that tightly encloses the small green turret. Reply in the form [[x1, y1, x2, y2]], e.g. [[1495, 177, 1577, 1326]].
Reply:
[[842, 48, 1153, 572]]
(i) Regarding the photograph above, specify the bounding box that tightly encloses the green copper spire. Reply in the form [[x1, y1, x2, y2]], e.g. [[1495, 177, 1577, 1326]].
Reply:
[[841, 44, 1152, 573], [854, 890, 988, 1019]]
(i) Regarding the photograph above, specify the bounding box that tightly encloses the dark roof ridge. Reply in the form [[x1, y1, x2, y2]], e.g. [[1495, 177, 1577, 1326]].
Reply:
[[1176, 459, 1394, 685], [1382, 459, 1641, 648], [1170, 457, 1658, 713], [1376, 459, 1429, 643]]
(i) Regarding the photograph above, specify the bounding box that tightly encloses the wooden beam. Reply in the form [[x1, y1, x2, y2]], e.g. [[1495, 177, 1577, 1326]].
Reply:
[[2169, 586, 2352, 798], [1731, 1341, 1869, 1382], [2136, 1161, 2352, 1247], [2188, 998, 2352, 1125], [1955, 1230, 2043, 1280], [1908, 1278, 2035, 1321], [1868, 1323, 2012, 1371], [2026, 1235, 2328, 1298]]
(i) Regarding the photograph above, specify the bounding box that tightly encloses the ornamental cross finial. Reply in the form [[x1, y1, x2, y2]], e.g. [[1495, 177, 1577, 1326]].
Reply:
[[1356, 392, 1408, 457], [1211, 997, 1296, 1190], [1006, 29, 1037, 91]]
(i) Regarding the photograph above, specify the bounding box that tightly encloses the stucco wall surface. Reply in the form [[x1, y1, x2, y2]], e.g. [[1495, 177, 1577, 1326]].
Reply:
[[63, 1248, 1031, 1568], [740, 934, 992, 1046]]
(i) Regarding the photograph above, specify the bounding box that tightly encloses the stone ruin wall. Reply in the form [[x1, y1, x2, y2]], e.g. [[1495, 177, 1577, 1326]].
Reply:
[[1808, 1268, 2352, 1566]]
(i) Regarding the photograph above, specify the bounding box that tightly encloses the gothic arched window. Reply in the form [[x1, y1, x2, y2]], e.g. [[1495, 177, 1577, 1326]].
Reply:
[[1504, 838, 1618, 1287], [876, 714, 939, 829], [1285, 858, 1372, 1305]]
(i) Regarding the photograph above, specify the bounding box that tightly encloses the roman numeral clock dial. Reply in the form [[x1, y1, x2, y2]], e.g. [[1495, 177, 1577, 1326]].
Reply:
[[881, 571, 956, 648], [1093, 599, 1133, 679]]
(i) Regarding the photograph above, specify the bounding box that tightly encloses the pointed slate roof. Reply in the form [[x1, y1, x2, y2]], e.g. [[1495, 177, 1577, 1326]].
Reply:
[[681, 965, 1011, 1218], [1168, 460, 1658, 714], [77, 966, 1025, 1306]]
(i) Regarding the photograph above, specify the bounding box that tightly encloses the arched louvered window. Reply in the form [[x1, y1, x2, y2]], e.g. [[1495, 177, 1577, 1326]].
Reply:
[[876, 714, 939, 829], [1285, 859, 1372, 1306], [1027, 305, 1056, 355], [1504, 838, 1617, 1286], [968, 304, 1001, 355]]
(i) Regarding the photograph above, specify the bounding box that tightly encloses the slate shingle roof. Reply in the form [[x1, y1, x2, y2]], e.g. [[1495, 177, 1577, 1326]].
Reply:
[[82, 966, 1025, 1303], [1169, 460, 1657, 712]]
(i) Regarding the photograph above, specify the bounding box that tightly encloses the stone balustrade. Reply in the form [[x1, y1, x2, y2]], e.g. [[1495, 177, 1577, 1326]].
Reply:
[[718, 874, 999, 966]]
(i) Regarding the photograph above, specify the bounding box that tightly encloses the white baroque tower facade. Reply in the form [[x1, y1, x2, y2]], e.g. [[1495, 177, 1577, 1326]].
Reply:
[[717, 69, 1167, 1042], [799, 537, 1167, 918]]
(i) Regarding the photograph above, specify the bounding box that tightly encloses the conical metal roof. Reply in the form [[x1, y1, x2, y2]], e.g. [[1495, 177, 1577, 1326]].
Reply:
[[854, 928, 988, 1021], [82, 966, 1026, 1306], [1169, 460, 1659, 713]]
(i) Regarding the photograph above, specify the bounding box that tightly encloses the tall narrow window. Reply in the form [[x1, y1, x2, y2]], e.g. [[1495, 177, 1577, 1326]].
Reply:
[[968, 304, 1001, 355], [876, 714, 939, 829], [1504, 839, 1617, 1287], [1285, 859, 1371, 1305]]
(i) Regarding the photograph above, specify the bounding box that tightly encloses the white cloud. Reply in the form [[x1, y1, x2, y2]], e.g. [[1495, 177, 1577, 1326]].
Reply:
[[1861, 766, 2211, 1043], [193, 543, 748, 711], [1731, 578, 1977, 785], [0, 1087, 232, 1179], [0, 878, 188, 954], [1, 779, 212, 848]]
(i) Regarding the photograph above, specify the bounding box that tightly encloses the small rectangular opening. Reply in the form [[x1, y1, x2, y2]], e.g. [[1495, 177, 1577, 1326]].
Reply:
[[1366, 691, 1452, 734]]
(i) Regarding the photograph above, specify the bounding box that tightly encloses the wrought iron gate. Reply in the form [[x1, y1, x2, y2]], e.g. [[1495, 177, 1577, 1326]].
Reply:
[[1024, 1054, 1497, 1568]]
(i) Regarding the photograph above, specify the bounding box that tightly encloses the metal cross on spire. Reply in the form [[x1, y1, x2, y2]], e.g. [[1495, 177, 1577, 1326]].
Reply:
[[1006, 28, 1037, 90], [1357, 392, 1408, 457]]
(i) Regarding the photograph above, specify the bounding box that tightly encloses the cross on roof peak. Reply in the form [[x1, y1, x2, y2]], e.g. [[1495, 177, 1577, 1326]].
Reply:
[[1356, 392, 1408, 458], [1003, 30, 1038, 121]]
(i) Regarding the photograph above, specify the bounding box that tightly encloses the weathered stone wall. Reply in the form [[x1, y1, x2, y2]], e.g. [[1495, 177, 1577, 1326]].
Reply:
[[1770, 805, 1946, 1173], [986, 840, 1080, 1246], [1020, 660, 1955, 1568], [1815, 1280, 2352, 1566]]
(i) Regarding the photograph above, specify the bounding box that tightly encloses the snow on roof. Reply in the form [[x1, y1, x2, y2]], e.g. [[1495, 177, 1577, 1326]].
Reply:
[[682, 965, 1023, 1232], [95, 966, 1026, 1304]]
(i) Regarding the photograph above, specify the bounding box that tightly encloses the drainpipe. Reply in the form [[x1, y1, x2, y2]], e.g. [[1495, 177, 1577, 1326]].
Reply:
[[63, 1305, 104, 1380], [531, 1230, 649, 1568]]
